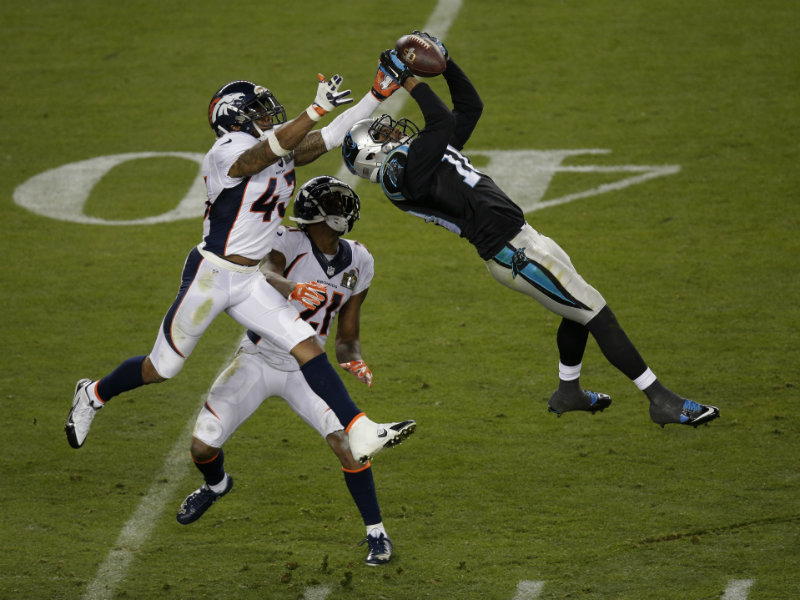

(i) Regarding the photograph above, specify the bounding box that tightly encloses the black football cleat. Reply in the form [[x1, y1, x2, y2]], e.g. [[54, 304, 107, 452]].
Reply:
[[176, 475, 233, 525], [650, 398, 720, 428], [548, 390, 612, 417], [360, 532, 393, 566]]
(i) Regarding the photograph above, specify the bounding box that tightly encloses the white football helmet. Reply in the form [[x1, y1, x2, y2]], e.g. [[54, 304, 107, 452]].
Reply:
[[342, 114, 419, 182]]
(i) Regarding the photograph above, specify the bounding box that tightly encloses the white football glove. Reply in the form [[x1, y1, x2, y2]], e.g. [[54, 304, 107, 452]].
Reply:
[[307, 73, 353, 121]]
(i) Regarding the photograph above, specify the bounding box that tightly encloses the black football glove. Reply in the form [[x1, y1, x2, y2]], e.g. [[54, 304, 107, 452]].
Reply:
[[379, 49, 413, 85]]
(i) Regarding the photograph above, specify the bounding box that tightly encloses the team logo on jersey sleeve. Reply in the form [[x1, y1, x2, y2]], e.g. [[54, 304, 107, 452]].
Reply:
[[341, 269, 358, 290]]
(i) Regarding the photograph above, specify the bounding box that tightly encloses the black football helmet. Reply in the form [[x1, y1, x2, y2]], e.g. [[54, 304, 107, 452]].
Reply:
[[208, 80, 287, 138], [291, 176, 361, 234]]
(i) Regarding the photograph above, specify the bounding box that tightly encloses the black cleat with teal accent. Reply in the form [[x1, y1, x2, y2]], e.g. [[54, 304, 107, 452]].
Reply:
[[548, 390, 612, 416], [650, 398, 719, 428]]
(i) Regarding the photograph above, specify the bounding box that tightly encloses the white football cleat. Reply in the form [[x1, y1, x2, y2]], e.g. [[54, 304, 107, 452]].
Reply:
[[65, 378, 102, 449], [348, 415, 416, 464]]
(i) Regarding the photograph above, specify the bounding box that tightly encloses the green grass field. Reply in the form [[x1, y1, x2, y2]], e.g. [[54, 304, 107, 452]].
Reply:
[[2, 1, 798, 598]]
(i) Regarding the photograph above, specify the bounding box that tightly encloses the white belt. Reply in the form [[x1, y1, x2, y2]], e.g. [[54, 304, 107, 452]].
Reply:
[[196, 245, 260, 274]]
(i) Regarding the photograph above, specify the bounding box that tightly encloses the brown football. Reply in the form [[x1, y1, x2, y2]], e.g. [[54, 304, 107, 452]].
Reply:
[[395, 34, 446, 77]]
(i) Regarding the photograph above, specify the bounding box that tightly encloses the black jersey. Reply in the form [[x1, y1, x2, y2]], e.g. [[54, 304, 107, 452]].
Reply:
[[384, 61, 525, 260]]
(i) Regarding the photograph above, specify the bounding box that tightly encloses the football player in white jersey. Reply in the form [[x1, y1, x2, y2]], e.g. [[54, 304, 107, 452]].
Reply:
[[66, 64, 415, 466], [177, 176, 396, 565]]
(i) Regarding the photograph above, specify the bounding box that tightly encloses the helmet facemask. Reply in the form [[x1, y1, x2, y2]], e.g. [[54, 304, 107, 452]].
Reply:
[[368, 115, 419, 149], [242, 86, 287, 137], [343, 115, 419, 182], [209, 81, 287, 138]]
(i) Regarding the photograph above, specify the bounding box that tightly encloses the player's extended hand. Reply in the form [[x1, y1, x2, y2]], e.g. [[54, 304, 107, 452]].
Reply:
[[379, 49, 413, 86], [412, 30, 449, 60], [371, 62, 402, 101], [308, 73, 353, 121], [289, 281, 327, 310], [340, 360, 373, 387]]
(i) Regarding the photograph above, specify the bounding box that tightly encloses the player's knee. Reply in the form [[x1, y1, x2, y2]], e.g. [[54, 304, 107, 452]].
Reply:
[[586, 304, 615, 333], [190, 436, 219, 463], [193, 409, 226, 448], [291, 337, 324, 366], [142, 356, 169, 383], [147, 352, 183, 380]]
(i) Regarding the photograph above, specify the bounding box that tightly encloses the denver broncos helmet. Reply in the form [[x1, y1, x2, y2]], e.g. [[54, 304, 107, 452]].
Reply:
[[208, 80, 287, 138], [291, 176, 361, 235]]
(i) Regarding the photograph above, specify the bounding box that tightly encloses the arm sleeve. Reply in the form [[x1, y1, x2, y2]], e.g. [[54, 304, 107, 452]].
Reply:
[[320, 92, 382, 151], [404, 82, 456, 199], [441, 59, 484, 150]]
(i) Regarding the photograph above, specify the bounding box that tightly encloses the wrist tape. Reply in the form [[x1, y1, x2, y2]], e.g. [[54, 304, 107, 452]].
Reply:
[[266, 130, 291, 157], [306, 105, 325, 122]]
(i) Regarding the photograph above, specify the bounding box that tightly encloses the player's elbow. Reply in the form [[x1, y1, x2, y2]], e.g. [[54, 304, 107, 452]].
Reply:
[[465, 97, 484, 122], [434, 110, 457, 135]]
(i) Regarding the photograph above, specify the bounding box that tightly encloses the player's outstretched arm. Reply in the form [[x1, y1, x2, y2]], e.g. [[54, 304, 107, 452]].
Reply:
[[230, 74, 353, 177], [295, 58, 407, 167]]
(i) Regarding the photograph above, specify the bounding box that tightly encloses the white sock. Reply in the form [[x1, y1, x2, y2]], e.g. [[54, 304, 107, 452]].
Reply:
[[208, 473, 229, 494], [366, 523, 387, 538], [87, 382, 104, 408], [633, 368, 657, 390], [559, 362, 582, 381]]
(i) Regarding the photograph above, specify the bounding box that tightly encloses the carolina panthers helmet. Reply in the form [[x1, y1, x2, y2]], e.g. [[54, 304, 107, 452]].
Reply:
[[342, 114, 419, 182], [291, 176, 361, 234], [208, 80, 287, 138]]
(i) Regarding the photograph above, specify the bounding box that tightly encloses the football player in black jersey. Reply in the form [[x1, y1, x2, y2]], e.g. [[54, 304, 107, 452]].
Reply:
[[343, 32, 719, 428]]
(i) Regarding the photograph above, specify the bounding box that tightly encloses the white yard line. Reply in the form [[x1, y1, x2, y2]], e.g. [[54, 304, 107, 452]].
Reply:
[[303, 585, 334, 600], [722, 579, 755, 600], [82, 408, 199, 600], [83, 2, 464, 599], [513, 580, 546, 600]]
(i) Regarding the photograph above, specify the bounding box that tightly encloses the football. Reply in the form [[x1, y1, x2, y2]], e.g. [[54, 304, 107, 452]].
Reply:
[[395, 34, 447, 77]]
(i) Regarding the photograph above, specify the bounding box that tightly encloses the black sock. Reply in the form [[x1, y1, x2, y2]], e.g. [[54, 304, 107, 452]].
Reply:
[[556, 318, 589, 366], [343, 465, 381, 526], [587, 306, 648, 380], [193, 448, 226, 487], [96, 355, 146, 402], [300, 354, 360, 427]]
